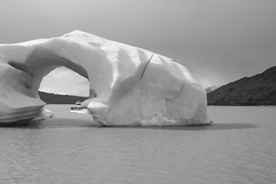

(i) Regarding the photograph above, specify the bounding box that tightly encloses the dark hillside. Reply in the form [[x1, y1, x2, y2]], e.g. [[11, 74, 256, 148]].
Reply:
[[38, 91, 88, 104], [207, 66, 276, 105]]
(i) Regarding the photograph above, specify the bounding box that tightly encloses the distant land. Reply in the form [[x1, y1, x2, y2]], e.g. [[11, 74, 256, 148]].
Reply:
[[207, 66, 276, 106], [38, 91, 88, 104]]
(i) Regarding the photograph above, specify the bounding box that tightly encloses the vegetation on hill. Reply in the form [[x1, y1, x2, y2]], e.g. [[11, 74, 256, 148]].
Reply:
[[38, 91, 88, 104], [207, 66, 276, 105]]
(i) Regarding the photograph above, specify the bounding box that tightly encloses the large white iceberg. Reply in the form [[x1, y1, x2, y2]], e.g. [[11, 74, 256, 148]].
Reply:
[[0, 30, 211, 126]]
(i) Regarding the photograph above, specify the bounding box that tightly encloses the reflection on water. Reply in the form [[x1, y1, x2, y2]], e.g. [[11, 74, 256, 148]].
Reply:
[[0, 105, 275, 184]]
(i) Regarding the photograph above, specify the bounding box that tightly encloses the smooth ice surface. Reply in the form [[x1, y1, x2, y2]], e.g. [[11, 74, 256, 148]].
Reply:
[[0, 30, 211, 126]]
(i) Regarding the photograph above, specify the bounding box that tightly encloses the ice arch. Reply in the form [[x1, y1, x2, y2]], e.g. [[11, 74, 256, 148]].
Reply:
[[0, 30, 212, 126]]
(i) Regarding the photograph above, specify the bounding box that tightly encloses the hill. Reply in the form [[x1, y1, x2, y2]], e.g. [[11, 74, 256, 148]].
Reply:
[[207, 66, 276, 105], [38, 91, 88, 104]]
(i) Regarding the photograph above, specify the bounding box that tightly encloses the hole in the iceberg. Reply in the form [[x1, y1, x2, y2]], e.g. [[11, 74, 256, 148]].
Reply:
[[38, 66, 90, 104]]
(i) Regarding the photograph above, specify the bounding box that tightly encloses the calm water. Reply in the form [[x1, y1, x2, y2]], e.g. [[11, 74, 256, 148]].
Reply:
[[0, 105, 275, 184]]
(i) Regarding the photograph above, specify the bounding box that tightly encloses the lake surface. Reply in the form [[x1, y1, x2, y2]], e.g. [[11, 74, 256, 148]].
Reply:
[[0, 105, 275, 184]]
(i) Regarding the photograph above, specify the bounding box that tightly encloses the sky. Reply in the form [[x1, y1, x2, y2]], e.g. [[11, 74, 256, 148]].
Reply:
[[1, 0, 275, 96]]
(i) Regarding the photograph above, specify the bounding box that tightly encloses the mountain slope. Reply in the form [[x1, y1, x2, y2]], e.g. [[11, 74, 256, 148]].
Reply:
[[207, 66, 276, 105], [38, 91, 88, 104]]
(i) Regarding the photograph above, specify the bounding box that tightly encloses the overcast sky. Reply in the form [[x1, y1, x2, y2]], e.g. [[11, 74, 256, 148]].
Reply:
[[1, 0, 275, 96]]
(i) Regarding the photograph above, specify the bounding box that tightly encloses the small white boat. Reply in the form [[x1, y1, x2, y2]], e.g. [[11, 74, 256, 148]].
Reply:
[[70, 101, 89, 114]]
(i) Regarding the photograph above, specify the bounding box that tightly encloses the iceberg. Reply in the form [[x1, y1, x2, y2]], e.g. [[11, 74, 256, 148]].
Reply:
[[0, 30, 212, 126]]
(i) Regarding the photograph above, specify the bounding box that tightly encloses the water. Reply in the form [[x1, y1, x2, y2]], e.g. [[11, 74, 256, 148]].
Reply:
[[0, 105, 275, 184]]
